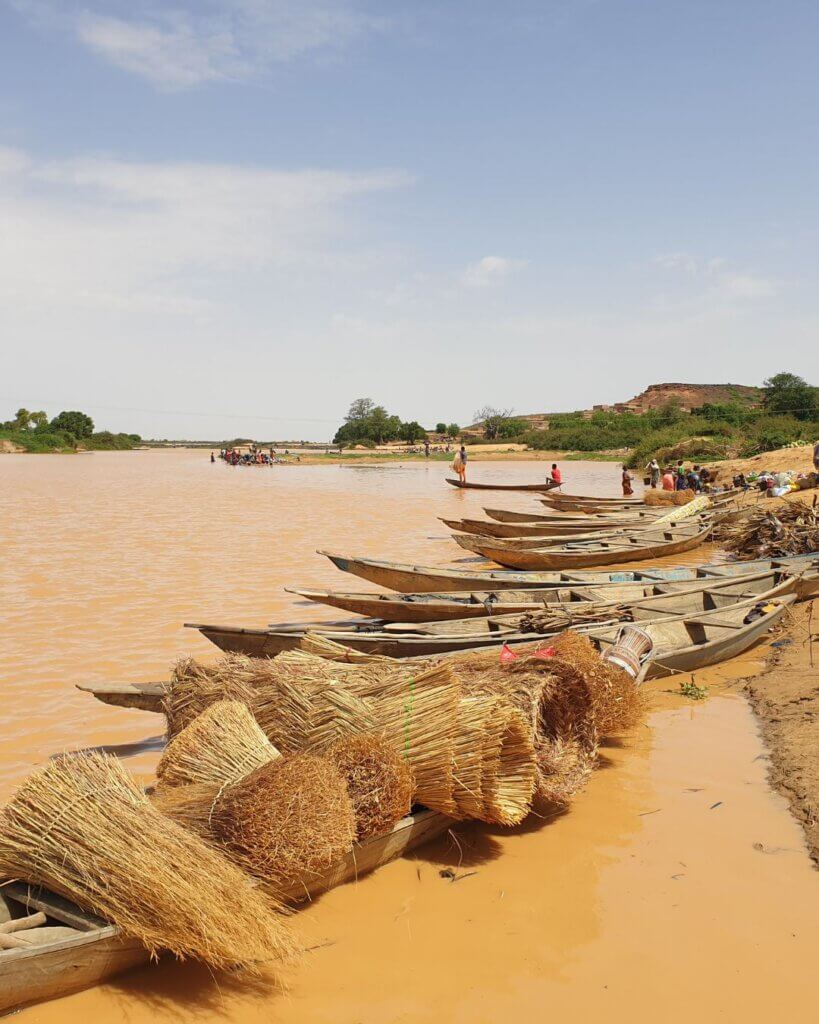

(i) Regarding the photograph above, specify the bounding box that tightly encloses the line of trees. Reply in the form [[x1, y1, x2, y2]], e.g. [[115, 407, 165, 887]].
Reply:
[[333, 399, 428, 447], [1, 407, 141, 452]]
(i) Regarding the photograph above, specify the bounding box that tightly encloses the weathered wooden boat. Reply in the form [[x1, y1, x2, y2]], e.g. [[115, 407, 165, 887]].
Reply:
[[450, 518, 715, 552], [286, 561, 819, 621], [0, 809, 449, 1015], [445, 477, 559, 491], [458, 523, 713, 571], [376, 572, 798, 637], [442, 515, 670, 538], [317, 550, 819, 593], [483, 506, 666, 524], [184, 570, 793, 658]]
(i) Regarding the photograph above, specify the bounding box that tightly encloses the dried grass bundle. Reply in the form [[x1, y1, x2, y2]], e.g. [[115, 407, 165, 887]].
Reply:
[[325, 734, 415, 841], [644, 489, 694, 507], [548, 631, 648, 734], [483, 708, 537, 825], [450, 696, 496, 820], [298, 633, 392, 663], [0, 752, 295, 968], [156, 700, 280, 790], [450, 650, 598, 804], [164, 657, 256, 738], [213, 754, 356, 894], [149, 783, 222, 842]]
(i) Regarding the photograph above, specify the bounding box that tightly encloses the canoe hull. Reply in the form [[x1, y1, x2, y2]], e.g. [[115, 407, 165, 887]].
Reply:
[[446, 478, 559, 491]]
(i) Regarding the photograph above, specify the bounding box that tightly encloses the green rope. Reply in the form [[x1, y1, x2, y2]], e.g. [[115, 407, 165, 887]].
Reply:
[[403, 677, 415, 759]]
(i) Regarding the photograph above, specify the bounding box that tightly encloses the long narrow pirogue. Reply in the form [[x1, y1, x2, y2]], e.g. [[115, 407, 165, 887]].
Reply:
[[316, 550, 819, 593], [0, 810, 449, 1014], [450, 518, 715, 552], [184, 573, 796, 658], [286, 561, 819, 621], [444, 523, 713, 571], [445, 478, 560, 491]]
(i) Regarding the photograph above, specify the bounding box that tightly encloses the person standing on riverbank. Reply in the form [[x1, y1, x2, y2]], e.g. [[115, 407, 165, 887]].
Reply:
[[621, 465, 634, 496], [646, 458, 660, 488]]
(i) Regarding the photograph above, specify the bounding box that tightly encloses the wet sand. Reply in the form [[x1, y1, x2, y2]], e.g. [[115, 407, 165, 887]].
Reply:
[[2, 450, 818, 1022]]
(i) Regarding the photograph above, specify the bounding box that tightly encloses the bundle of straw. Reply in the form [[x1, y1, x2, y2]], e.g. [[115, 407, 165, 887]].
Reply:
[[548, 631, 648, 735], [155, 700, 280, 790], [644, 489, 694, 507], [213, 754, 356, 893], [0, 752, 295, 968], [164, 656, 257, 738], [298, 634, 392, 664], [325, 734, 415, 841], [149, 782, 222, 842]]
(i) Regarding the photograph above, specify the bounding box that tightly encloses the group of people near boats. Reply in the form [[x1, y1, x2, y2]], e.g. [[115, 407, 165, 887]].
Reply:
[[639, 459, 715, 494], [215, 446, 297, 466]]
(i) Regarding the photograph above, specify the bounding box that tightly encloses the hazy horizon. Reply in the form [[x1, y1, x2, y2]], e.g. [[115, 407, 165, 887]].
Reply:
[[3, 1, 818, 440]]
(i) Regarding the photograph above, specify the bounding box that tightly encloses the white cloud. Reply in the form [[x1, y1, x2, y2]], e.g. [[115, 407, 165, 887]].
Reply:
[[461, 255, 528, 289], [0, 146, 411, 314], [653, 250, 779, 304], [10, 1, 386, 89]]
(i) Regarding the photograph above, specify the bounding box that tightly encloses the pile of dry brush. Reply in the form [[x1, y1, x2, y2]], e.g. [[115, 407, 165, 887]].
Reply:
[[714, 498, 819, 559]]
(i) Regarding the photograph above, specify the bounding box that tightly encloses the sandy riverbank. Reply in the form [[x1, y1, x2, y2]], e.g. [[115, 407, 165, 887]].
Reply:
[[745, 601, 819, 864], [708, 442, 817, 479]]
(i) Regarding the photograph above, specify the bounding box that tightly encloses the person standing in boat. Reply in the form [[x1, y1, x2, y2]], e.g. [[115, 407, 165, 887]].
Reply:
[[451, 445, 467, 484], [621, 465, 634, 496], [645, 458, 660, 488], [550, 463, 562, 488]]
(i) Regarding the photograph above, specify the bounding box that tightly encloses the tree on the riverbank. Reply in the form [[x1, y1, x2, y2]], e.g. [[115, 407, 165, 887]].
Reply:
[[333, 398, 427, 446], [473, 406, 515, 440], [0, 405, 139, 453], [50, 410, 95, 438]]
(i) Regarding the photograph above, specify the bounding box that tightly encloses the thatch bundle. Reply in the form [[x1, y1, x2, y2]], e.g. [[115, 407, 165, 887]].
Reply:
[[325, 734, 415, 841], [156, 700, 280, 790], [547, 631, 647, 735], [0, 752, 295, 968], [644, 488, 695, 507], [164, 656, 257, 738], [149, 782, 221, 842], [448, 648, 598, 804], [714, 499, 819, 559], [212, 754, 356, 894]]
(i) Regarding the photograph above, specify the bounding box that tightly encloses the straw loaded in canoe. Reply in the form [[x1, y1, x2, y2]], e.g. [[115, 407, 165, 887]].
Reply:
[[445, 478, 560, 491], [182, 571, 796, 659], [286, 561, 819, 622], [0, 810, 450, 1015], [316, 550, 819, 593], [456, 522, 714, 571]]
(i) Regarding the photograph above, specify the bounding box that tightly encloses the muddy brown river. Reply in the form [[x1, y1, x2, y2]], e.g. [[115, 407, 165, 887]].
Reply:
[[1, 450, 817, 1022]]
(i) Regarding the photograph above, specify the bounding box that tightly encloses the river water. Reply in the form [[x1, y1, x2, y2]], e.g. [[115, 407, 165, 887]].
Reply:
[[1, 450, 817, 1022]]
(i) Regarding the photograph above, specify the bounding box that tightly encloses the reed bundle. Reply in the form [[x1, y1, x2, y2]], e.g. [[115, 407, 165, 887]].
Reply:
[[149, 782, 222, 842], [325, 734, 415, 841], [448, 650, 598, 804], [548, 631, 648, 734], [644, 489, 695, 507], [298, 633, 393, 663], [212, 754, 356, 894], [713, 499, 819, 559], [0, 752, 295, 968], [164, 656, 257, 738], [156, 700, 280, 790]]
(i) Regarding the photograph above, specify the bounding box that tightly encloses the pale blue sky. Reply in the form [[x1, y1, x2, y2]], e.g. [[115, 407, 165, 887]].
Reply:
[[1, 1, 817, 439]]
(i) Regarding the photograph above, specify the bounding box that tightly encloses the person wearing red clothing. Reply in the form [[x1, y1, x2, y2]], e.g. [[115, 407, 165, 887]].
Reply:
[[550, 463, 562, 487]]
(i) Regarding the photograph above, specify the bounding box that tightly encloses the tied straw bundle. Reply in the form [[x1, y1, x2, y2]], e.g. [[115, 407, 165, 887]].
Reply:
[[325, 734, 415, 841], [0, 752, 295, 969], [156, 700, 280, 790], [644, 489, 695, 507]]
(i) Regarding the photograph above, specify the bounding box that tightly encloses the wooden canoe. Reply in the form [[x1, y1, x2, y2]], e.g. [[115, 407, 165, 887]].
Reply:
[[460, 524, 713, 571], [184, 570, 791, 658], [285, 564, 819, 622], [445, 478, 559, 492], [317, 550, 819, 593], [0, 810, 450, 1015], [450, 518, 713, 552], [442, 515, 671, 538], [483, 506, 665, 524]]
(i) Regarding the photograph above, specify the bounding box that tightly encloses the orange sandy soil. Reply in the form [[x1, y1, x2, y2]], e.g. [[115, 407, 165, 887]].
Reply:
[[745, 602, 819, 864]]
